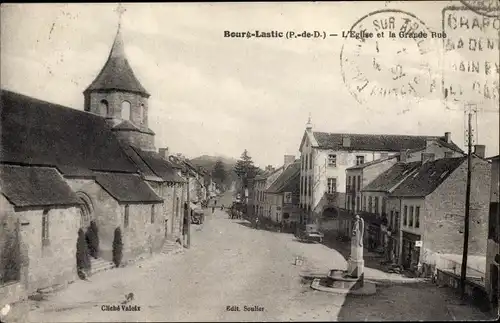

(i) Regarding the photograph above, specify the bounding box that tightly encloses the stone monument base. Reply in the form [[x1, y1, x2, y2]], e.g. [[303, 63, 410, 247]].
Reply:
[[310, 269, 376, 295]]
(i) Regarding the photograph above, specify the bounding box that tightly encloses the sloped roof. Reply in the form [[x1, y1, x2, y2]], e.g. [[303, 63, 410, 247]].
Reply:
[[266, 161, 300, 193], [347, 155, 398, 171], [390, 157, 466, 197], [312, 132, 463, 153], [362, 161, 422, 192], [255, 166, 284, 181], [131, 147, 185, 183], [112, 120, 155, 135], [0, 165, 80, 208], [0, 90, 138, 175], [119, 144, 163, 182], [94, 172, 162, 203], [84, 27, 149, 97]]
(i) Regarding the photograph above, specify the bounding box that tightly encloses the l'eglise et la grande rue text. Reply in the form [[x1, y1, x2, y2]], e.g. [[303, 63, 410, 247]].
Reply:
[[341, 30, 446, 39]]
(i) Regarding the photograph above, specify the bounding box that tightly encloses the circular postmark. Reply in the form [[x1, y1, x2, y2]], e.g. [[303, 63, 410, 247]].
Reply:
[[460, 0, 499, 18], [340, 10, 439, 105]]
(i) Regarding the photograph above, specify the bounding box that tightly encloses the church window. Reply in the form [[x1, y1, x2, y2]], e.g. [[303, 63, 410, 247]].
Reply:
[[42, 209, 50, 246], [100, 100, 109, 116], [140, 104, 145, 124], [121, 101, 131, 120], [124, 205, 130, 228]]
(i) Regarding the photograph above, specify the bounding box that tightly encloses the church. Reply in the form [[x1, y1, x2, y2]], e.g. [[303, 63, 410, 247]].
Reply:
[[0, 17, 188, 299]]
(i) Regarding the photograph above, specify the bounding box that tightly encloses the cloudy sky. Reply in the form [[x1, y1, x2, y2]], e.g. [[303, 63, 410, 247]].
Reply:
[[1, 1, 498, 167]]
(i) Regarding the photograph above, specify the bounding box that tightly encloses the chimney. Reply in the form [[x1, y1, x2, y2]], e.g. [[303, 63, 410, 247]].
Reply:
[[474, 145, 485, 158], [444, 132, 451, 143], [342, 135, 351, 148], [158, 147, 169, 159], [284, 155, 295, 168]]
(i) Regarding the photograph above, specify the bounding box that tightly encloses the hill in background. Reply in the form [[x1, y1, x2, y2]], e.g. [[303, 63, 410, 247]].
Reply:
[[189, 155, 239, 187]]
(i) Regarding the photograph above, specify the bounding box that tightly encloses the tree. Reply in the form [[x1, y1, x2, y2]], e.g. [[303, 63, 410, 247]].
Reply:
[[112, 227, 123, 268], [76, 228, 91, 279], [85, 221, 100, 259], [212, 159, 227, 186], [233, 150, 258, 188]]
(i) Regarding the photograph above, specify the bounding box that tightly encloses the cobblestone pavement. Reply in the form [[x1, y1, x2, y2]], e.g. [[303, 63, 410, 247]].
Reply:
[[14, 194, 493, 322]]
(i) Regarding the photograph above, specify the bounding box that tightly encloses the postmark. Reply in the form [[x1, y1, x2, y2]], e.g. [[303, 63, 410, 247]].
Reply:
[[442, 7, 499, 104], [340, 10, 439, 105], [460, 0, 499, 18]]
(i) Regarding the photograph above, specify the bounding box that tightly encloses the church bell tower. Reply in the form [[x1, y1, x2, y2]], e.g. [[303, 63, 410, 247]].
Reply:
[[83, 4, 156, 151]]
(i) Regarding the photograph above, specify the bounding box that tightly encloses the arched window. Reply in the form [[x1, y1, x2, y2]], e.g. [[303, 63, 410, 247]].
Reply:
[[121, 101, 131, 120], [139, 104, 145, 124], [100, 100, 109, 116]]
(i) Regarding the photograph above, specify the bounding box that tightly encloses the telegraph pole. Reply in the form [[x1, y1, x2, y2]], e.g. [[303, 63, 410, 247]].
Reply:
[[186, 175, 191, 249], [460, 103, 476, 300]]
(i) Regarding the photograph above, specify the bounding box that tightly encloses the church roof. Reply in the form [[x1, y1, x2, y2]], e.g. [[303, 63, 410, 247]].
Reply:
[[94, 172, 163, 203], [84, 27, 150, 97], [112, 120, 156, 135], [0, 90, 138, 175], [130, 146, 185, 183], [0, 164, 81, 208]]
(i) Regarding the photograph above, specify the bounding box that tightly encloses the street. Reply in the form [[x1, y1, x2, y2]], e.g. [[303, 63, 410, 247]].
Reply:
[[21, 192, 491, 322]]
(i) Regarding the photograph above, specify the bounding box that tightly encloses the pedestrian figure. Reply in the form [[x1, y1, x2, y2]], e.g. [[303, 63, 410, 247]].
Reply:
[[214, 200, 217, 206], [221, 205, 224, 210], [212, 207, 215, 213]]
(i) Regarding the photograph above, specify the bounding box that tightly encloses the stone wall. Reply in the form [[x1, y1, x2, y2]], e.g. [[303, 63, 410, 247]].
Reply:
[[424, 158, 490, 264], [85, 91, 149, 128]]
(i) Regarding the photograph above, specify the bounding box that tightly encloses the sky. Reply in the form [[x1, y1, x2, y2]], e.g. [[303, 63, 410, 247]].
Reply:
[[1, 1, 499, 168]]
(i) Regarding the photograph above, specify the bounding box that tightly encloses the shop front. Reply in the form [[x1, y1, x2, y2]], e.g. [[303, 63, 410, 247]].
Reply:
[[402, 231, 421, 271]]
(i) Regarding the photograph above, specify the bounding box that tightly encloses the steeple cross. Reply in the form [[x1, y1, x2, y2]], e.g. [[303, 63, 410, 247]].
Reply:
[[115, 3, 126, 27]]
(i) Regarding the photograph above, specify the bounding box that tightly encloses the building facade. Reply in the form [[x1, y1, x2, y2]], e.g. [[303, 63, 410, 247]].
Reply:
[[298, 117, 463, 226], [485, 155, 500, 310]]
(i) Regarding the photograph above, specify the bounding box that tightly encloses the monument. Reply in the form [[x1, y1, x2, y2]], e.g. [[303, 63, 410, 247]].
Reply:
[[311, 215, 376, 295]]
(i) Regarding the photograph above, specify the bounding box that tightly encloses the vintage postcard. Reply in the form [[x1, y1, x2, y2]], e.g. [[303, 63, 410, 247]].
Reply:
[[0, 1, 499, 322]]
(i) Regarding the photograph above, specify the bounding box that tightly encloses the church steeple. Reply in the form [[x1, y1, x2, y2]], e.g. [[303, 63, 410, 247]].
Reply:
[[83, 4, 155, 152]]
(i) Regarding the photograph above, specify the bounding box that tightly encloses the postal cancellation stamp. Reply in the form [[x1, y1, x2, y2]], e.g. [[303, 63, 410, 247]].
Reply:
[[340, 9, 441, 105], [460, 0, 500, 18]]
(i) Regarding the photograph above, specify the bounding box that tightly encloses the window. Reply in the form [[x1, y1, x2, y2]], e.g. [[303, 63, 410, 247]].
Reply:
[[356, 196, 360, 211], [415, 206, 420, 228], [403, 205, 408, 226], [357, 176, 361, 191], [328, 154, 337, 167], [309, 153, 313, 169], [327, 178, 337, 194], [374, 197, 379, 214], [368, 196, 372, 212], [124, 205, 130, 228], [347, 176, 351, 191], [42, 209, 49, 246], [356, 155, 365, 165], [395, 212, 400, 228], [390, 210, 394, 227], [363, 196, 367, 211], [140, 104, 145, 123], [151, 205, 155, 223], [308, 176, 312, 196], [100, 100, 109, 116], [409, 206, 414, 227], [121, 101, 131, 120], [382, 198, 387, 215], [347, 196, 351, 210]]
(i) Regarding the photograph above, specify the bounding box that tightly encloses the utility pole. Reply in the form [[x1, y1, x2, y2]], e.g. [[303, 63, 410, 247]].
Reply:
[[186, 175, 191, 249], [460, 103, 476, 300]]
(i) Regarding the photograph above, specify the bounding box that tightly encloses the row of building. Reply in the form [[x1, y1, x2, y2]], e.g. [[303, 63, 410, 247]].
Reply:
[[0, 23, 218, 303], [247, 118, 499, 309]]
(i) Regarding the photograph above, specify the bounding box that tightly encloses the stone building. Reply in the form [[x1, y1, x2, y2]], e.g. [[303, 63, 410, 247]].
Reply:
[[485, 155, 499, 310], [0, 20, 187, 301], [298, 116, 463, 225], [386, 151, 491, 274], [265, 158, 300, 227], [252, 164, 285, 219]]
